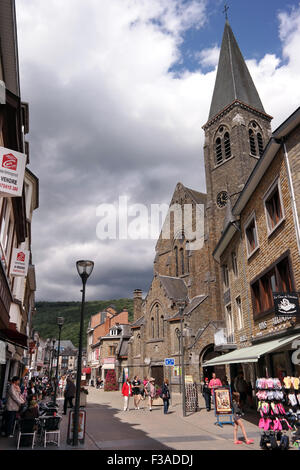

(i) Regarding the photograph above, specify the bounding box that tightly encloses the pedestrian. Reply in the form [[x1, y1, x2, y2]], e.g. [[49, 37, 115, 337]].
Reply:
[[142, 377, 148, 401], [21, 398, 40, 419], [208, 373, 222, 405], [132, 376, 142, 410], [5, 376, 26, 437], [145, 377, 156, 411], [202, 377, 211, 411], [63, 377, 76, 415], [27, 379, 37, 404], [121, 377, 132, 411], [161, 378, 171, 414], [96, 377, 101, 389], [234, 373, 248, 411], [232, 392, 254, 445]]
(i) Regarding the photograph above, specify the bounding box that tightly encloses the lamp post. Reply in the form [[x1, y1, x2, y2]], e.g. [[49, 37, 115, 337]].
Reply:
[[176, 305, 186, 417], [49, 338, 56, 380], [73, 260, 94, 447], [53, 317, 64, 406]]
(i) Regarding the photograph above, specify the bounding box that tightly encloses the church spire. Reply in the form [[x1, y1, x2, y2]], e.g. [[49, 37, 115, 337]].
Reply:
[[208, 20, 265, 121]]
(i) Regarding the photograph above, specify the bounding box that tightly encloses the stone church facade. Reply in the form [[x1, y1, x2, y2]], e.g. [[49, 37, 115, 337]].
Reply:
[[127, 20, 278, 389]]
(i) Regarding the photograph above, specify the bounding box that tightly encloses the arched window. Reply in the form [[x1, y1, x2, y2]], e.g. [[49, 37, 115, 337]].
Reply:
[[257, 133, 264, 157], [249, 122, 264, 157], [161, 315, 164, 337], [249, 129, 256, 155], [151, 317, 154, 338], [175, 246, 178, 277], [186, 247, 190, 273], [215, 137, 223, 165], [224, 132, 231, 159], [180, 247, 184, 275], [156, 304, 159, 338]]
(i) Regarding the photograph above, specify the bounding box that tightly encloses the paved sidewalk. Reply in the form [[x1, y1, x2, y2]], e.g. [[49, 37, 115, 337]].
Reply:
[[0, 387, 263, 451]]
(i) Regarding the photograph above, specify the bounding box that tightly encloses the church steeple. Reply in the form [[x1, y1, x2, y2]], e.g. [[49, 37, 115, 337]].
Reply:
[[208, 20, 265, 121]]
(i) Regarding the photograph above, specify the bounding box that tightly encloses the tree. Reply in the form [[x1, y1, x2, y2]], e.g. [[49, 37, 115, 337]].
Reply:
[[104, 369, 118, 391]]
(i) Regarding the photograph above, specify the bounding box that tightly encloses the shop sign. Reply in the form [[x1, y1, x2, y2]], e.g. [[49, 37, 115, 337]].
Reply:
[[185, 375, 194, 383], [0, 340, 6, 365], [239, 335, 247, 343], [273, 316, 290, 326], [273, 292, 300, 317], [0, 146, 26, 197], [10, 249, 30, 277], [259, 321, 267, 330]]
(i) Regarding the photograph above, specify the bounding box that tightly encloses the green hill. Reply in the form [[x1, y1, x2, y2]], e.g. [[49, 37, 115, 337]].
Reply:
[[33, 299, 134, 348]]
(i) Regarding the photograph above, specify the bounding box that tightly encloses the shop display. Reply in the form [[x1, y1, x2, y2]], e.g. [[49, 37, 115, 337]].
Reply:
[[256, 376, 300, 450]]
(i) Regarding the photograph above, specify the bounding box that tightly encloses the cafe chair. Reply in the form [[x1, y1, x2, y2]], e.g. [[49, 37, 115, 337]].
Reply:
[[41, 416, 61, 448], [17, 418, 37, 450]]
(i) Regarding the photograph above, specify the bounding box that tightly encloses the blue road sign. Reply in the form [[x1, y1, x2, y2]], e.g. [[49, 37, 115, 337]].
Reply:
[[164, 358, 175, 366]]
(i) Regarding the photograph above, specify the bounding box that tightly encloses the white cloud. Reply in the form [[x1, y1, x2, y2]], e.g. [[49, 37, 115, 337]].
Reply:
[[14, 1, 300, 300]]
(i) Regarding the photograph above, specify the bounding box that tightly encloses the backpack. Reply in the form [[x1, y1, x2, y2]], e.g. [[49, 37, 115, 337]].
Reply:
[[279, 434, 289, 450]]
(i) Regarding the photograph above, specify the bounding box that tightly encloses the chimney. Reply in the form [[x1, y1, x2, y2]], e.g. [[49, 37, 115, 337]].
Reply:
[[133, 289, 143, 322]]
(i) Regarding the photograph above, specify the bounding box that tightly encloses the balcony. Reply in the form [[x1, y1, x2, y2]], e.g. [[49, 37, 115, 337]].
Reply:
[[214, 328, 237, 351]]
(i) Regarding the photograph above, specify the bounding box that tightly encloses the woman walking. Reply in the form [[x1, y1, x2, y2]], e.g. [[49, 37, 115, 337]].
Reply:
[[202, 377, 211, 412], [161, 378, 170, 414], [122, 377, 132, 411], [145, 378, 156, 411], [132, 376, 141, 410], [232, 392, 254, 445]]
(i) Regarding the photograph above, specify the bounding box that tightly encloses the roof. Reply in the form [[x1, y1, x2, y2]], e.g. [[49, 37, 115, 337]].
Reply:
[[131, 315, 145, 329], [203, 333, 300, 366], [159, 275, 188, 302], [208, 21, 265, 121], [183, 295, 207, 316], [54, 340, 76, 352], [118, 338, 129, 357], [184, 186, 207, 205]]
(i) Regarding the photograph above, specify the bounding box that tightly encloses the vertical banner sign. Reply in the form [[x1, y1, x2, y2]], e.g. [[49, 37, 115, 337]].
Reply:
[[10, 249, 30, 277], [0, 146, 26, 197]]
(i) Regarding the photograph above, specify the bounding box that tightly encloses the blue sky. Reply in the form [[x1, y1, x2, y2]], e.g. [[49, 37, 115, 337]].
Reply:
[[174, 0, 299, 73]]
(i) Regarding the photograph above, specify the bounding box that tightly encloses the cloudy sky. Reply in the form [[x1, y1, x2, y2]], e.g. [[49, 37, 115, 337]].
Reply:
[[15, 0, 300, 302]]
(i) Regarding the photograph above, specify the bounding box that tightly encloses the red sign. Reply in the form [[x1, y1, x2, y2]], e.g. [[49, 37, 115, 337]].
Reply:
[[2, 153, 17, 171], [17, 251, 26, 262]]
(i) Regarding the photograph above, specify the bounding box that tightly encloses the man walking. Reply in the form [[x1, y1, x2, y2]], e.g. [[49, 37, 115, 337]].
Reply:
[[63, 377, 76, 415]]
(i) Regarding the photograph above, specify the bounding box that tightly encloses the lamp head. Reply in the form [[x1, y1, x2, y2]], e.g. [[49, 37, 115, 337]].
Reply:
[[57, 317, 64, 326], [76, 260, 94, 282]]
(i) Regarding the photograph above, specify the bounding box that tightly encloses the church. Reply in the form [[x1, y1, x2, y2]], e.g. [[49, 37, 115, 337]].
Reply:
[[127, 19, 300, 390]]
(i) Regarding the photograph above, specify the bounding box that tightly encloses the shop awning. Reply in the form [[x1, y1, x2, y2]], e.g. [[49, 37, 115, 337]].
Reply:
[[82, 367, 91, 374], [0, 326, 28, 349], [202, 333, 300, 367]]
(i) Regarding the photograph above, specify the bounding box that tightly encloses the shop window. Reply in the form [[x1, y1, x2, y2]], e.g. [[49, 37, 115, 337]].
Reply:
[[232, 251, 238, 277], [222, 264, 229, 289], [251, 255, 293, 318], [264, 181, 284, 234], [245, 214, 259, 258], [236, 296, 243, 330]]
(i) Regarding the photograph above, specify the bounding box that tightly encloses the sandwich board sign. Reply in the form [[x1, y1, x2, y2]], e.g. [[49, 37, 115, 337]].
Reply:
[[0, 146, 26, 197]]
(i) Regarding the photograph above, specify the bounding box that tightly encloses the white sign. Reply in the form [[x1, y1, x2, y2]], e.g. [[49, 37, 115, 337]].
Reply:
[[0, 146, 26, 197], [0, 340, 6, 365], [10, 248, 30, 277]]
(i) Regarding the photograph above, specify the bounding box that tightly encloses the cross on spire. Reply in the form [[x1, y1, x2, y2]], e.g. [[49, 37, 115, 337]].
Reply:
[[223, 3, 229, 20]]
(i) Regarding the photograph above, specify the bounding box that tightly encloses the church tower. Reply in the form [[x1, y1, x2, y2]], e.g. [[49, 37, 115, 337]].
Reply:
[[203, 20, 272, 244]]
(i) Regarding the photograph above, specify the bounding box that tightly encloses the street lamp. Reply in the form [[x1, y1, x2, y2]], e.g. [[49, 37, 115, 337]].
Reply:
[[53, 317, 64, 406], [176, 305, 187, 417], [49, 338, 56, 379], [73, 260, 94, 447]]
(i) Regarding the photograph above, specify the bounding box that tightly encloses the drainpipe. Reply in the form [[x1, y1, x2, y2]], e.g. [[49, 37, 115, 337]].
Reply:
[[281, 139, 300, 256]]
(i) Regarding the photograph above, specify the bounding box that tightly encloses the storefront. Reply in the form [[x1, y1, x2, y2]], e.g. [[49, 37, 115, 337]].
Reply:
[[202, 332, 300, 389]]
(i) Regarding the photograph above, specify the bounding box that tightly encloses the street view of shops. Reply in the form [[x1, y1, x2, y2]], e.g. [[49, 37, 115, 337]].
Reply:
[[1, 0, 300, 456]]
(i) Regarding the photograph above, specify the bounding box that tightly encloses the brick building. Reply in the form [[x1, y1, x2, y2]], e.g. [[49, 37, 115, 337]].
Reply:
[[127, 20, 300, 390]]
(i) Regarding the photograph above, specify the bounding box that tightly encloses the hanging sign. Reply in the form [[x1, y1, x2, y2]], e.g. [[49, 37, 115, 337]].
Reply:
[[0, 340, 6, 365], [0, 146, 26, 197], [10, 248, 30, 277], [273, 292, 300, 317]]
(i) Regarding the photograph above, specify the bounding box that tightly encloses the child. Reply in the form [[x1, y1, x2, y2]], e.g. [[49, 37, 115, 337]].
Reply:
[[232, 392, 254, 445]]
